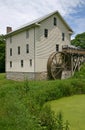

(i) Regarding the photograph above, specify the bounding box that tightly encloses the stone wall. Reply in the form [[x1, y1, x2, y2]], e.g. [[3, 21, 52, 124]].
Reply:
[[61, 70, 72, 79], [6, 71, 47, 81]]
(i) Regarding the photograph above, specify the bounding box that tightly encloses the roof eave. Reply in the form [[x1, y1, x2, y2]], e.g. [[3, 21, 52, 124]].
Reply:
[[5, 23, 38, 38]]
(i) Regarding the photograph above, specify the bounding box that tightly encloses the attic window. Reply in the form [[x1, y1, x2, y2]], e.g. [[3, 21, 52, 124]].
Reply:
[[54, 17, 57, 26], [26, 30, 29, 38], [10, 36, 12, 43], [44, 29, 48, 38]]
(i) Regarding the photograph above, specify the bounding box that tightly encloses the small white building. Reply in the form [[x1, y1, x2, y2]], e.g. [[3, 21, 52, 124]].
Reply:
[[5, 11, 73, 80]]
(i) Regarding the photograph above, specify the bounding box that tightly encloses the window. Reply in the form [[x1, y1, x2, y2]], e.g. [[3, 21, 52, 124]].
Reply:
[[54, 17, 57, 26], [10, 36, 12, 43], [21, 60, 23, 67], [26, 44, 29, 53], [10, 61, 12, 68], [44, 29, 48, 38], [56, 44, 59, 51], [30, 59, 32, 66], [62, 33, 65, 41], [10, 48, 12, 56], [26, 30, 29, 38], [18, 46, 20, 55]]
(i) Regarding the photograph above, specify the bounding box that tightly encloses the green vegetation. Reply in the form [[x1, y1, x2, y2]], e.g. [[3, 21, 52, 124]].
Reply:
[[0, 64, 85, 129], [0, 35, 5, 72], [71, 32, 85, 48], [47, 95, 85, 130]]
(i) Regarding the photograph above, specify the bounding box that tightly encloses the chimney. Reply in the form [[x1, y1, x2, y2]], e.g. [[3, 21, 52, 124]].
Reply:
[[6, 26, 12, 33]]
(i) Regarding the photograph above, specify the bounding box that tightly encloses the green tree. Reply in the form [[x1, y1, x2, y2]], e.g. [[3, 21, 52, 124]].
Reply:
[[71, 32, 85, 49], [0, 35, 5, 72]]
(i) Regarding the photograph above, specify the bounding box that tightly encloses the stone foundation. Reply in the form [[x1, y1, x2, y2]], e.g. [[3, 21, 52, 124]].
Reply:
[[61, 70, 72, 79], [6, 71, 48, 81]]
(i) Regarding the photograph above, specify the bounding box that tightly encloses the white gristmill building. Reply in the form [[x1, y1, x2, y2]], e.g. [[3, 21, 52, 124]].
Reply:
[[5, 11, 73, 80]]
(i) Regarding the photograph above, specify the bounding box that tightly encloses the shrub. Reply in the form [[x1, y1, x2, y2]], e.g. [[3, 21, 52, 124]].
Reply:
[[39, 105, 56, 130]]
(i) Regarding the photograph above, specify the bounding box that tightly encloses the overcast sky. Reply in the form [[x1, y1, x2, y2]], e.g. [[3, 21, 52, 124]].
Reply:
[[0, 0, 85, 38]]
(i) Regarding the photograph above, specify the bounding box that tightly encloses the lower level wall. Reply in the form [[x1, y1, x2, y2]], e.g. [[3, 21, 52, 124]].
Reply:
[[6, 71, 48, 81], [6, 70, 72, 81], [61, 70, 72, 79]]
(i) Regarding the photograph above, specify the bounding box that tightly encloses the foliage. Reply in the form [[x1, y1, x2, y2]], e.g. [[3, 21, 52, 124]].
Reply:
[[56, 111, 64, 130], [39, 106, 70, 130], [0, 35, 5, 72], [39, 105, 56, 130], [71, 32, 85, 48]]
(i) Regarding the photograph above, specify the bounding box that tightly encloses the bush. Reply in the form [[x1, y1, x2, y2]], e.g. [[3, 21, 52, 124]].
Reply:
[[39, 105, 56, 130]]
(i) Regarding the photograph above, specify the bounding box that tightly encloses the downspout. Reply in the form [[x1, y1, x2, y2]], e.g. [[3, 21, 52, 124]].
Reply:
[[34, 23, 40, 79], [34, 27, 36, 79]]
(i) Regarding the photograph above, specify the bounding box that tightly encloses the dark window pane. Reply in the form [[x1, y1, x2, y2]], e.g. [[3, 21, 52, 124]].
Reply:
[[10, 61, 12, 67], [56, 44, 59, 51], [21, 60, 23, 67], [18, 46, 20, 55], [10, 48, 12, 56], [26, 44, 29, 53], [54, 17, 57, 26], [44, 29, 48, 38], [62, 33, 65, 41], [30, 59, 32, 66]]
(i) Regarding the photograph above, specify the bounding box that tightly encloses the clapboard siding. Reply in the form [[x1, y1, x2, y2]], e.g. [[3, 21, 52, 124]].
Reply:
[[36, 14, 70, 59], [35, 14, 70, 72], [6, 28, 34, 72]]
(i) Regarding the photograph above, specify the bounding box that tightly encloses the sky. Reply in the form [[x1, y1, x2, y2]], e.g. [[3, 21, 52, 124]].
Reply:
[[0, 0, 85, 39]]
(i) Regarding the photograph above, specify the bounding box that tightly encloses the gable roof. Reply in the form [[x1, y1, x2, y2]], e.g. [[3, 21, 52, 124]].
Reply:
[[5, 10, 73, 37]]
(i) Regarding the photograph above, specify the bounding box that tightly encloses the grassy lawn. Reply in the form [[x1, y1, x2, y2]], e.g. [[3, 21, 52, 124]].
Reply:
[[48, 95, 85, 130]]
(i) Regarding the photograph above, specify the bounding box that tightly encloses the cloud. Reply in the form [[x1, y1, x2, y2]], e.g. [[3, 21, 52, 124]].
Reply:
[[0, 0, 85, 34], [74, 18, 85, 34]]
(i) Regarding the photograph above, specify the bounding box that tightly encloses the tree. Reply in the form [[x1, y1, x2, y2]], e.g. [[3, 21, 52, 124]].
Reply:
[[71, 32, 85, 49], [0, 35, 5, 72]]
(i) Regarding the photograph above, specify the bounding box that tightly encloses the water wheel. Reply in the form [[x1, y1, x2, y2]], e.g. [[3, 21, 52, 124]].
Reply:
[[47, 52, 71, 79]]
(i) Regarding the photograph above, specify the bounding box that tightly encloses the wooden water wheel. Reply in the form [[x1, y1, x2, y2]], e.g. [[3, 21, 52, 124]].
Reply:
[[47, 52, 71, 79]]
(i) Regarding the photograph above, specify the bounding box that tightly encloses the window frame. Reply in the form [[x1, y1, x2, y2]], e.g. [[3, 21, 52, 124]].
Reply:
[[56, 44, 59, 52], [54, 17, 57, 26], [10, 48, 12, 56], [62, 33, 65, 41], [10, 36, 12, 43], [44, 29, 48, 38], [10, 61, 12, 68], [18, 46, 20, 55], [30, 59, 32, 67], [26, 44, 29, 53], [21, 60, 23, 67], [26, 30, 29, 39]]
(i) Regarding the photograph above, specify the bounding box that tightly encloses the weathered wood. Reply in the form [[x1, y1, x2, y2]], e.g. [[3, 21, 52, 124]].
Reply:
[[47, 49, 85, 79]]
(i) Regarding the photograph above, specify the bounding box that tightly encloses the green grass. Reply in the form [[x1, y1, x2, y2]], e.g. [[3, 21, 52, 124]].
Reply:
[[47, 95, 85, 130]]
